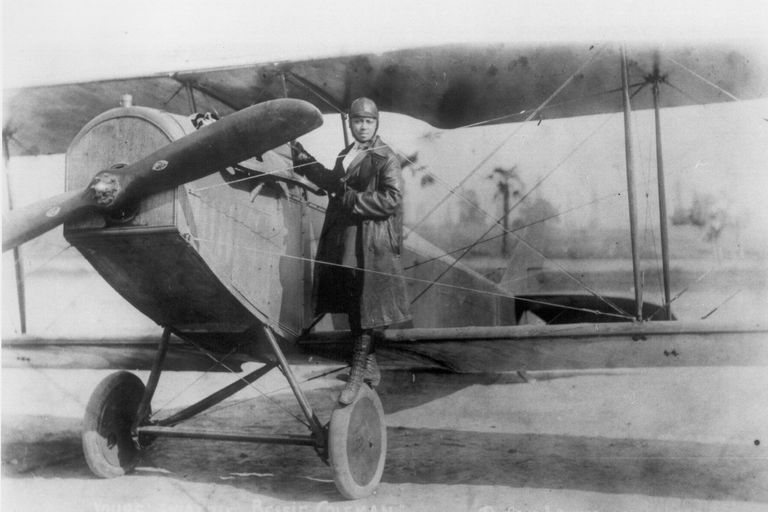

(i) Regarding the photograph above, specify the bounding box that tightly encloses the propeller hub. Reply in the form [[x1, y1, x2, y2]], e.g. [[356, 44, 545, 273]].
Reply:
[[90, 172, 121, 207]]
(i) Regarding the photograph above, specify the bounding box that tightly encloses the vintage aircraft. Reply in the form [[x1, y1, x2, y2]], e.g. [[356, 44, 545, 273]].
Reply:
[[3, 41, 768, 499]]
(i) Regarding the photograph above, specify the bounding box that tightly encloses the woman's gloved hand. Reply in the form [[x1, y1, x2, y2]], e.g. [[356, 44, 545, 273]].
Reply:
[[290, 141, 317, 168], [289, 141, 346, 196]]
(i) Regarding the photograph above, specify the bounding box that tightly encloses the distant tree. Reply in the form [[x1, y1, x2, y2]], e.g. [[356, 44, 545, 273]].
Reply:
[[671, 191, 730, 260], [488, 166, 524, 256], [397, 151, 419, 171], [512, 196, 559, 229], [398, 151, 433, 187], [459, 189, 483, 224]]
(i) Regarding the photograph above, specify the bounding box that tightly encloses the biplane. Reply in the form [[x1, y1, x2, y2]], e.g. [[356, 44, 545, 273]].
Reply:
[[3, 41, 768, 499]]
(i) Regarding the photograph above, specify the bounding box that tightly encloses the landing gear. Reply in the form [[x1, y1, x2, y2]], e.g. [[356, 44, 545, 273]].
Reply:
[[329, 384, 387, 499], [79, 326, 387, 499], [82, 371, 146, 477]]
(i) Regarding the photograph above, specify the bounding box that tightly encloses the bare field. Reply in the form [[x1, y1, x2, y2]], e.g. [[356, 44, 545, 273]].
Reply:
[[2, 365, 768, 512]]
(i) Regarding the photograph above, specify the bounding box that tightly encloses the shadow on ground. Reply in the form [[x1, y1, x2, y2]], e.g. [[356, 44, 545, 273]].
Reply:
[[3, 373, 766, 504]]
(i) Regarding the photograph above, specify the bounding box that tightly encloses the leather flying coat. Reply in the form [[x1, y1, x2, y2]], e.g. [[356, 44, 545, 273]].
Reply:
[[306, 135, 411, 329]]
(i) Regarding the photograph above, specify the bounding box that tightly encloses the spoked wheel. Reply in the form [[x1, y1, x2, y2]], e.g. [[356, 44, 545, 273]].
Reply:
[[82, 371, 147, 478], [328, 384, 387, 499]]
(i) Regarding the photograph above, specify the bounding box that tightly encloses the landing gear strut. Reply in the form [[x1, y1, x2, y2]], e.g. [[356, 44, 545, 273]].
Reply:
[[80, 325, 387, 499]]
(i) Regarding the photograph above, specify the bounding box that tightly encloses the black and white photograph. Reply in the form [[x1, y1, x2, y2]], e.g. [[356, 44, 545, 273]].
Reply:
[[2, 1, 767, 510]]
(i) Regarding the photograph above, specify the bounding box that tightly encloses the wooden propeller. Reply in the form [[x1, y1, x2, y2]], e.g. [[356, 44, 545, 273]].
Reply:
[[2, 99, 322, 252]]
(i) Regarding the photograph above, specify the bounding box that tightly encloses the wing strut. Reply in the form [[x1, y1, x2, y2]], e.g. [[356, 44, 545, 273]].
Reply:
[[620, 46, 643, 321], [283, 71, 350, 145], [3, 141, 26, 333], [650, 54, 673, 320]]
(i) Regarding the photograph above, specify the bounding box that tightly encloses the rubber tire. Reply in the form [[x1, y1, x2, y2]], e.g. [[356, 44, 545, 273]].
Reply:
[[82, 371, 146, 478], [328, 384, 387, 499]]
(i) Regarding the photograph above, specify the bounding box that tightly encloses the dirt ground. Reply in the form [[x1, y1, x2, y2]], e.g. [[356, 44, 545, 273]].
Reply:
[[2, 364, 767, 512]]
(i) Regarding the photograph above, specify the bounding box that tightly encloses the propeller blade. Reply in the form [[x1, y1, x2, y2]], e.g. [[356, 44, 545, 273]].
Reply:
[[3, 189, 94, 252], [110, 98, 323, 205], [2, 99, 322, 252]]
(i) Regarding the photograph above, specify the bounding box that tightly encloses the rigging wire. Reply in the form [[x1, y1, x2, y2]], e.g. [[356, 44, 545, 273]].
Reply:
[[40, 270, 102, 335], [458, 82, 645, 129], [397, 66, 655, 314], [407, 55, 760, 319], [665, 56, 741, 102], [11, 243, 73, 286], [662, 79, 708, 108], [148, 346, 240, 420], [162, 83, 186, 108], [651, 56, 763, 314], [638, 101, 664, 301], [628, 75, 734, 317], [411, 115, 626, 314], [186, 190, 284, 249], [182, 91, 634, 318], [7, 46, 762, 435], [191, 235, 634, 321], [188, 138, 627, 318], [189, 159, 331, 193], [701, 290, 741, 320], [184, 68, 659, 317], [11, 44, 760, 348], [402, 109, 630, 315], [649, 116, 666, 301], [663, 55, 768, 133], [180, 336, 311, 428], [404, 191, 619, 271], [284, 71, 346, 114], [647, 268, 716, 320], [196, 364, 349, 420], [405, 45, 606, 238], [189, 158, 629, 320]]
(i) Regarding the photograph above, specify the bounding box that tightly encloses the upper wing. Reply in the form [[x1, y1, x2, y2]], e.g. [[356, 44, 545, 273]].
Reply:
[[3, 75, 237, 157], [5, 41, 767, 157]]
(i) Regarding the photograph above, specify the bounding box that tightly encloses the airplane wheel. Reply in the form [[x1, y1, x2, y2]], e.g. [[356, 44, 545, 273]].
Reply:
[[82, 371, 146, 478], [328, 384, 387, 499]]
